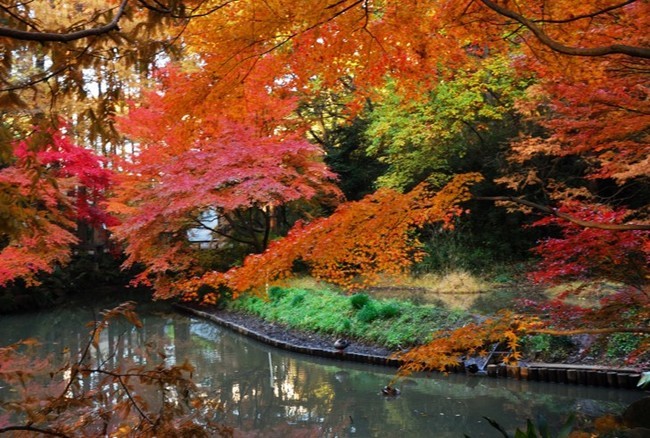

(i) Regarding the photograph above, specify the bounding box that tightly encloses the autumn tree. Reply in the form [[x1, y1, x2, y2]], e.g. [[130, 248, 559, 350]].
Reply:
[[3, 0, 647, 358], [106, 0, 646, 291], [110, 64, 342, 298], [0, 1, 225, 295], [468, 1, 650, 289], [0, 0, 236, 155]]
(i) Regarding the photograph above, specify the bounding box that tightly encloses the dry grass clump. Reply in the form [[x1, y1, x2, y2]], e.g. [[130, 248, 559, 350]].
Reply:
[[408, 271, 490, 294], [283, 272, 541, 312]]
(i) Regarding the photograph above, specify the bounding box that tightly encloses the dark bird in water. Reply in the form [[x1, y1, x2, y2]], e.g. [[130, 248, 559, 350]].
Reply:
[[334, 338, 350, 350], [466, 363, 480, 374], [381, 385, 401, 397]]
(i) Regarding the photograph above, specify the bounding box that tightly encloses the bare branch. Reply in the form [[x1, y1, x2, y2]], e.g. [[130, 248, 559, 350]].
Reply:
[[0, 44, 93, 92], [479, 0, 650, 58], [532, 326, 650, 335], [477, 196, 650, 230], [81, 368, 154, 425], [532, 0, 637, 24], [191, 217, 258, 247]]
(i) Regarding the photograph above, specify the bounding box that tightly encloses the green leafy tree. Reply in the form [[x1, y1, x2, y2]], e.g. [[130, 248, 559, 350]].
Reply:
[[366, 56, 530, 191]]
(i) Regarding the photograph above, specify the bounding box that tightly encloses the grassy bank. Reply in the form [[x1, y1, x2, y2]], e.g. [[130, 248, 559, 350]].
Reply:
[[222, 274, 648, 366], [226, 284, 471, 349]]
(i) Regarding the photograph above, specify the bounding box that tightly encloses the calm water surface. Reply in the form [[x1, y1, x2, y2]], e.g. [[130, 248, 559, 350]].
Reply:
[[0, 294, 644, 437]]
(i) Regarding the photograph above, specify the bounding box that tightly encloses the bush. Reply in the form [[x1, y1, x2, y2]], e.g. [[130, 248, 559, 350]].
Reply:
[[521, 334, 574, 362], [356, 302, 379, 323], [350, 293, 370, 310], [378, 302, 401, 319], [268, 286, 287, 301], [290, 293, 306, 306]]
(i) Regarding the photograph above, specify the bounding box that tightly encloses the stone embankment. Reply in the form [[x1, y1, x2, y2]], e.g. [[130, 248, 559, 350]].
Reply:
[[176, 304, 646, 391]]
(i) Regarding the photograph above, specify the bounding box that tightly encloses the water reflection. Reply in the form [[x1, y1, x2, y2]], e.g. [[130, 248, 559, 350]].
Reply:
[[0, 301, 644, 437]]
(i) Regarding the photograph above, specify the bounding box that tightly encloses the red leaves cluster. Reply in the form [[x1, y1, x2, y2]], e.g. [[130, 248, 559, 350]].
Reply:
[[0, 127, 115, 286], [112, 69, 342, 296], [529, 201, 649, 287]]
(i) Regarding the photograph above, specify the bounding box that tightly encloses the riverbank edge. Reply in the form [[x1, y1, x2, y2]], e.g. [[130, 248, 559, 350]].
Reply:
[[174, 303, 401, 366], [174, 303, 647, 391]]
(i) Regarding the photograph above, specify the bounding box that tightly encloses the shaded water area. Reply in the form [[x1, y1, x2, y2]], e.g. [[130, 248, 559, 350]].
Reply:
[[0, 292, 645, 437]]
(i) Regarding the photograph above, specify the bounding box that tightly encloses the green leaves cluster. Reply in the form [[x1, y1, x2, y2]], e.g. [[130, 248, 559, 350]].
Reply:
[[366, 56, 531, 191]]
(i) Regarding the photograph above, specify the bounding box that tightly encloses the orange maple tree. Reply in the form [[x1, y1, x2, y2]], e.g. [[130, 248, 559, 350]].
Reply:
[[111, 0, 648, 297], [0, 0, 647, 386]]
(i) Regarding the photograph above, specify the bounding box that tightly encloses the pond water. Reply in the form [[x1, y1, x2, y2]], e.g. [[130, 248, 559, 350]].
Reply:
[[0, 293, 644, 437]]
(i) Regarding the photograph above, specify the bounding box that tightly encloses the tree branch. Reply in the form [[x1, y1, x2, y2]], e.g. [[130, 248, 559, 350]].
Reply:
[[0, 426, 70, 437], [192, 217, 258, 247], [531, 327, 650, 336], [0, 44, 93, 92], [80, 368, 154, 425], [136, 0, 235, 19], [477, 196, 650, 230], [0, 0, 128, 42], [478, 0, 650, 58], [532, 0, 637, 24]]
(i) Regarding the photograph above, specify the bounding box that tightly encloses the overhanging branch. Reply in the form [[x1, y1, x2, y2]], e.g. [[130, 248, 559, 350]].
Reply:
[[477, 196, 650, 231], [0, 426, 70, 438], [0, 0, 129, 42], [478, 0, 650, 59]]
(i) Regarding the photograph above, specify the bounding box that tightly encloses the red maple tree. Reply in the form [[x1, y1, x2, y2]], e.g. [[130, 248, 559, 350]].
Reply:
[[0, 126, 116, 286]]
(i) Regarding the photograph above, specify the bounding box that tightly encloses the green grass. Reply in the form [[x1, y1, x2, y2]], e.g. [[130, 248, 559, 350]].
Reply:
[[226, 285, 471, 349]]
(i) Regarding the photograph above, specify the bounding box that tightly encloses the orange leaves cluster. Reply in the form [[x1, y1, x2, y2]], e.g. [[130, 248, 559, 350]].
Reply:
[[179, 173, 483, 300], [178, 0, 499, 122], [395, 312, 534, 374], [494, 1, 650, 184]]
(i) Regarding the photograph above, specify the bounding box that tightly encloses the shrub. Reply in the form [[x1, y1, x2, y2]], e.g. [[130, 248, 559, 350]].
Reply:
[[290, 293, 306, 306], [356, 302, 379, 323], [378, 302, 401, 319], [521, 334, 574, 362], [350, 293, 370, 310], [268, 286, 287, 301], [606, 333, 641, 358]]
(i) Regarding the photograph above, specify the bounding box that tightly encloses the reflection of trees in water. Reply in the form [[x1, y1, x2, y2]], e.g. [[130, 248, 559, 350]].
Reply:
[[0, 306, 639, 437], [130, 316, 641, 436]]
